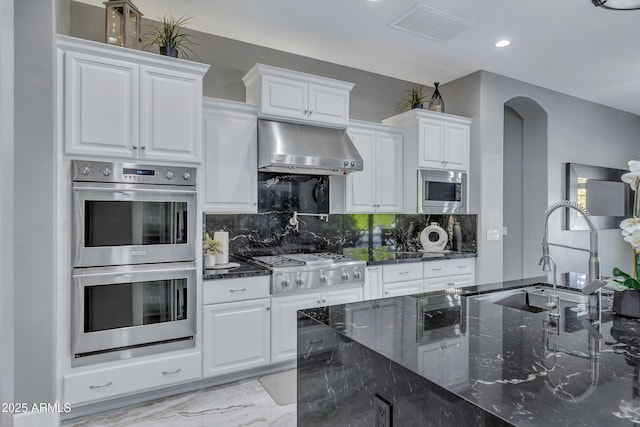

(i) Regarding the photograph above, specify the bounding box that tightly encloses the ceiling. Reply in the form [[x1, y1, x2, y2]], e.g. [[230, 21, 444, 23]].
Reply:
[[81, 0, 640, 115]]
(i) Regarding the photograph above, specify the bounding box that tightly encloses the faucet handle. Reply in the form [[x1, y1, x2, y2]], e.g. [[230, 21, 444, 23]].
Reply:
[[581, 279, 606, 295]]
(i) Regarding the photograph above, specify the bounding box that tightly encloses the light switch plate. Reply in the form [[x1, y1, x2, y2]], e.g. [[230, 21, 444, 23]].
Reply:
[[487, 229, 501, 241]]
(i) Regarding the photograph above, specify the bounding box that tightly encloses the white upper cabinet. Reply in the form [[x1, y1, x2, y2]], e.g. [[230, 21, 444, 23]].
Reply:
[[58, 35, 209, 163], [383, 108, 471, 172], [345, 121, 403, 213], [243, 63, 354, 128], [202, 98, 258, 213]]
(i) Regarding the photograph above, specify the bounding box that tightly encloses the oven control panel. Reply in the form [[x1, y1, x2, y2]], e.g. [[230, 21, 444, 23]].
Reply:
[[72, 160, 197, 186]]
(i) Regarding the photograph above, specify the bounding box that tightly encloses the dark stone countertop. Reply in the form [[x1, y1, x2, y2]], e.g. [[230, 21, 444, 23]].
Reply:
[[344, 247, 477, 265], [299, 277, 640, 426], [202, 259, 270, 280]]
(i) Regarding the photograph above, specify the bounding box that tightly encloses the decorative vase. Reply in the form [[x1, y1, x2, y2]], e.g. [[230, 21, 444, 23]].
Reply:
[[428, 82, 445, 113], [613, 289, 640, 318], [159, 46, 178, 58], [204, 253, 216, 268]]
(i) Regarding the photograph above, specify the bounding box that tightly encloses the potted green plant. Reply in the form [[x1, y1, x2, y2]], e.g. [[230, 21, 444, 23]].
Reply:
[[204, 232, 222, 268], [397, 84, 426, 112], [143, 15, 198, 59]]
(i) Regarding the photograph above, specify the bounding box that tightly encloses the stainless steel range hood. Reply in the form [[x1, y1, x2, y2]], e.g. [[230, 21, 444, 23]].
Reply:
[[257, 119, 363, 176]]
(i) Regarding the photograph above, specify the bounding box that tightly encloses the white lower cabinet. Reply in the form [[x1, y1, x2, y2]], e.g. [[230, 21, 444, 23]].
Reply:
[[344, 298, 403, 359], [270, 286, 363, 363], [202, 276, 271, 377], [202, 298, 271, 377], [364, 266, 382, 300], [423, 258, 476, 292], [383, 280, 423, 298], [63, 352, 201, 405], [417, 335, 469, 391]]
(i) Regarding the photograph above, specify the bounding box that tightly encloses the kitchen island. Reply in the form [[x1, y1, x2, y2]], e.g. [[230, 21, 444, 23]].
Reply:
[[297, 277, 640, 426]]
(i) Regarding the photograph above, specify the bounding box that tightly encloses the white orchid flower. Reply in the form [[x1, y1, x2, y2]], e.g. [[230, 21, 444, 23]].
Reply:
[[621, 217, 640, 233], [622, 160, 640, 191], [624, 229, 640, 248]]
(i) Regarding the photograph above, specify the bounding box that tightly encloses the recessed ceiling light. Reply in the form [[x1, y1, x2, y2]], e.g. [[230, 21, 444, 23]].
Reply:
[[495, 40, 511, 48]]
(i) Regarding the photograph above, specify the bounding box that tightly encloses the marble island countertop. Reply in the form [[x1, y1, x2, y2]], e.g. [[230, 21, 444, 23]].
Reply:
[[297, 278, 640, 426]]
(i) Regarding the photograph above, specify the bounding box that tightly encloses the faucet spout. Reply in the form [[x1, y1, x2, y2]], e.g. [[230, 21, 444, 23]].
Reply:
[[542, 201, 600, 284]]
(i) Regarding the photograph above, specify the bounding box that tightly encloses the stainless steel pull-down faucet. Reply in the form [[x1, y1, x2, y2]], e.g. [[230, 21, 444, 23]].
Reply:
[[540, 201, 603, 316]]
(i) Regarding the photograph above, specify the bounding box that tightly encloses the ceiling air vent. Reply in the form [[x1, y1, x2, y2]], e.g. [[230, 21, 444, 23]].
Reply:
[[390, 4, 474, 43]]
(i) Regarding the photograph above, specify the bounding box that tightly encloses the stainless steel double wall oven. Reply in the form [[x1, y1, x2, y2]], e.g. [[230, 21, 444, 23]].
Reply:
[[71, 160, 197, 366]]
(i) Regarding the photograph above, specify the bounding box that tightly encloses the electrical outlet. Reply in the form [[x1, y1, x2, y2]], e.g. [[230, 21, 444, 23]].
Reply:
[[374, 393, 392, 427]]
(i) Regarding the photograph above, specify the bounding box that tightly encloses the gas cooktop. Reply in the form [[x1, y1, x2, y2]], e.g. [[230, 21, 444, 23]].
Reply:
[[252, 252, 362, 269]]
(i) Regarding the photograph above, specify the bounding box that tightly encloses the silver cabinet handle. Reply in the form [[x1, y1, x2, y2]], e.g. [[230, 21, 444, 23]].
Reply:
[[132, 145, 138, 150], [140, 146, 146, 150], [308, 110, 313, 115], [89, 381, 113, 390], [432, 268, 442, 271], [317, 299, 322, 304], [229, 288, 247, 293], [322, 299, 326, 303], [162, 368, 182, 376], [457, 265, 467, 269], [399, 271, 409, 275]]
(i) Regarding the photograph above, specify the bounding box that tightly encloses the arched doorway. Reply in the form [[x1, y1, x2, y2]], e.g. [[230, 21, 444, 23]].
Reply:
[[503, 97, 548, 281]]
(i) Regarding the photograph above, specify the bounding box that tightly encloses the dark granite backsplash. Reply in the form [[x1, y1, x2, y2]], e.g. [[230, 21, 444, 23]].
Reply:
[[204, 212, 477, 258]]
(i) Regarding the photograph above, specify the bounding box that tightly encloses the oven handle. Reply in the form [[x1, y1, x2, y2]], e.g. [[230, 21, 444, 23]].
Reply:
[[72, 265, 196, 278], [73, 185, 196, 195]]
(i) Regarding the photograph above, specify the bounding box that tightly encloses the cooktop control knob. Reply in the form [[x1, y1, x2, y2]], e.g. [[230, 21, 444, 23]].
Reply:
[[281, 277, 290, 289], [295, 275, 304, 286], [102, 167, 112, 177], [183, 171, 192, 180], [165, 171, 174, 180], [343, 160, 349, 167], [341, 270, 350, 280], [354, 270, 362, 280], [81, 166, 91, 176], [319, 273, 328, 284]]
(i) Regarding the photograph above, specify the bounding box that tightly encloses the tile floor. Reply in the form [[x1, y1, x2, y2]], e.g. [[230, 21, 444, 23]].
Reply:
[[61, 377, 296, 427]]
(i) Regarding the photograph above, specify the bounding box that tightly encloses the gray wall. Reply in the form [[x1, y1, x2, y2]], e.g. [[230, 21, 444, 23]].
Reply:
[[14, 0, 57, 407], [444, 71, 640, 284], [503, 106, 524, 280], [1, 0, 14, 425], [69, 1, 421, 123]]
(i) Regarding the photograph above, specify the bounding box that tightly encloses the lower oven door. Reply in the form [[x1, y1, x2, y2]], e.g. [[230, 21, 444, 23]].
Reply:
[[72, 262, 196, 365]]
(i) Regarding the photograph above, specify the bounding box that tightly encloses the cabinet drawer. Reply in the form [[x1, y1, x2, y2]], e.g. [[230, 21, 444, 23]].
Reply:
[[63, 352, 201, 405], [383, 263, 422, 283], [203, 276, 270, 304], [423, 258, 475, 278]]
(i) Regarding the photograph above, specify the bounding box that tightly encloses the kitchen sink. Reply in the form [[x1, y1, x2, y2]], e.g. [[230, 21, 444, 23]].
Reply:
[[469, 286, 590, 313]]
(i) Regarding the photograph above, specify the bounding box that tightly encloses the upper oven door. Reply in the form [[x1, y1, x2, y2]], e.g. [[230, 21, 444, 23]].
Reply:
[[73, 181, 197, 267]]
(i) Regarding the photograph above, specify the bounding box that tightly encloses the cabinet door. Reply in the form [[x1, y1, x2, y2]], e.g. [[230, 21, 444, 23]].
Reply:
[[417, 119, 445, 169], [364, 266, 383, 300], [203, 102, 258, 213], [423, 277, 449, 293], [259, 75, 308, 121], [383, 280, 423, 298], [375, 131, 403, 213], [64, 51, 139, 158], [344, 303, 376, 347], [345, 128, 376, 212], [270, 293, 319, 363], [308, 83, 350, 127], [375, 299, 403, 359], [417, 342, 444, 384], [202, 298, 270, 377], [139, 66, 201, 162], [443, 122, 469, 171], [443, 336, 469, 390]]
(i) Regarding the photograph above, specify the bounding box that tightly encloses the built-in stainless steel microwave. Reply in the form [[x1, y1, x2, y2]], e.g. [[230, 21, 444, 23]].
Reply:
[[418, 169, 466, 214]]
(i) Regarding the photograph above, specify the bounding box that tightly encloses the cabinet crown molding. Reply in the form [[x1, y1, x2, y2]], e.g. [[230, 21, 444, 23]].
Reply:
[[242, 63, 355, 91], [56, 34, 210, 77], [383, 108, 472, 128]]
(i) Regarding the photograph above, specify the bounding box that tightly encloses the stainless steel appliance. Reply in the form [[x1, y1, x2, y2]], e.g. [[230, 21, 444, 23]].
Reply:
[[252, 253, 366, 295], [72, 160, 197, 267], [415, 290, 465, 342], [71, 160, 198, 366], [71, 262, 196, 366], [418, 169, 466, 214], [257, 119, 363, 176]]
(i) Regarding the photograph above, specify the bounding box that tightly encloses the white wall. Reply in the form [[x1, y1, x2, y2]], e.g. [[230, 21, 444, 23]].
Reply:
[[444, 71, 640, 284], [14, 0, 57, 410], [1, 0, 15, 425]]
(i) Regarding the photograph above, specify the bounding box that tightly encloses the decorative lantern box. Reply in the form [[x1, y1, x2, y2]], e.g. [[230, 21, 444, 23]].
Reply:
[[104, 0, 142, 49]]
